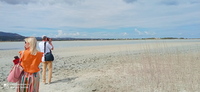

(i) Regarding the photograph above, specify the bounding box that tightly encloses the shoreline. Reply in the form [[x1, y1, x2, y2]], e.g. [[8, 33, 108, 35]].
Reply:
[[0, 39, 200, 50], [0, 38, 199, 42]]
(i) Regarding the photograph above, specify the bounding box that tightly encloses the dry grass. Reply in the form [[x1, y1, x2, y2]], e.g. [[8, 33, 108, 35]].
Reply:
[[94, 42, 200, 92]]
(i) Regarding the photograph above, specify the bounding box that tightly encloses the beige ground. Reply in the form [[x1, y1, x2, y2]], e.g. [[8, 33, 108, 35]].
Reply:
[[1, 40, 200, 92]]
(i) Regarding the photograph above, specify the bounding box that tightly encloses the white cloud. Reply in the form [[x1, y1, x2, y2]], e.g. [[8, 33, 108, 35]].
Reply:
[[0, 0, 83, 5], [144, 31, 149, 35], [2, 0, 198, 29], [55, 30, 67, 37], [0, 0, 199, 38], [134, 29, 143, 35], [123, 32, 128, 36], [134, 28, 156, 35], [71, 32, 80, 36], [55, 30, 80, 38]]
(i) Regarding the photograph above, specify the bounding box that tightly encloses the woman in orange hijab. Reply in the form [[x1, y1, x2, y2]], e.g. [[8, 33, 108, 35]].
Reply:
[[17, 37, 43, 92]]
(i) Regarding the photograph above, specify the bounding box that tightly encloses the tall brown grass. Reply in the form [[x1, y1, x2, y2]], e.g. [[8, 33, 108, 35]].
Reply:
[[100, 42, 200, 92]]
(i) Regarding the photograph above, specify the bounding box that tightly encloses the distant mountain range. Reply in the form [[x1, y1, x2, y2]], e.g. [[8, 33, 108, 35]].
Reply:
[[0, 31, 192, 41], [0, 31, 25, 41], [0, 31, 110, 41]]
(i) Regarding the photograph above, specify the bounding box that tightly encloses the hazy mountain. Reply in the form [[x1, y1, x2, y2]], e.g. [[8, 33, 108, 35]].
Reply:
[[0, 31, 185, 41], [0, 31, 25, 41]]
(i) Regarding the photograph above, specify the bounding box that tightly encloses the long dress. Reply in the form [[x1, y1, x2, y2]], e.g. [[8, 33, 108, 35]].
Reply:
[[17, 72, 40, 92]]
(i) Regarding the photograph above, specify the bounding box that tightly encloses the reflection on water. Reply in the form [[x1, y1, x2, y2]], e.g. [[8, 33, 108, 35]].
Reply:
[[0, 39, 199, 50]]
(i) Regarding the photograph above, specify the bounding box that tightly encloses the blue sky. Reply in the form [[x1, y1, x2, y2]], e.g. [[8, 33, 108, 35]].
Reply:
[[0, 0, 199, 38]]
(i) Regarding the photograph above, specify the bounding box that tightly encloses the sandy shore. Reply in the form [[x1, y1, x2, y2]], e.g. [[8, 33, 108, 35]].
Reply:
[[1, 41, 200, 92]]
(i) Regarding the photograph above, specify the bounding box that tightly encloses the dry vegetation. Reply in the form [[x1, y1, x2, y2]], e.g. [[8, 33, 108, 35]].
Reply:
[[89, 43, 200, 92]]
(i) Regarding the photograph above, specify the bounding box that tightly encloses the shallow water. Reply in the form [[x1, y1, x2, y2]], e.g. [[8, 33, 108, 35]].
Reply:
[[0, 39, 199, 50]]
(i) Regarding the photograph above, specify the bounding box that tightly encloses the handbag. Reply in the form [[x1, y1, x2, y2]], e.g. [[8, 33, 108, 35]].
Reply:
[[45, 52, 54, 61], [7, 64, 23, 83], [7, 51, 24, 83], [44, 42, 54, 61]]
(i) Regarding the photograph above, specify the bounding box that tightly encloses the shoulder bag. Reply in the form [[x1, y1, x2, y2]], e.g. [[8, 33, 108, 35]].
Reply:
[[44, 42, 54, 61], [7, 51, 24, 83]]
